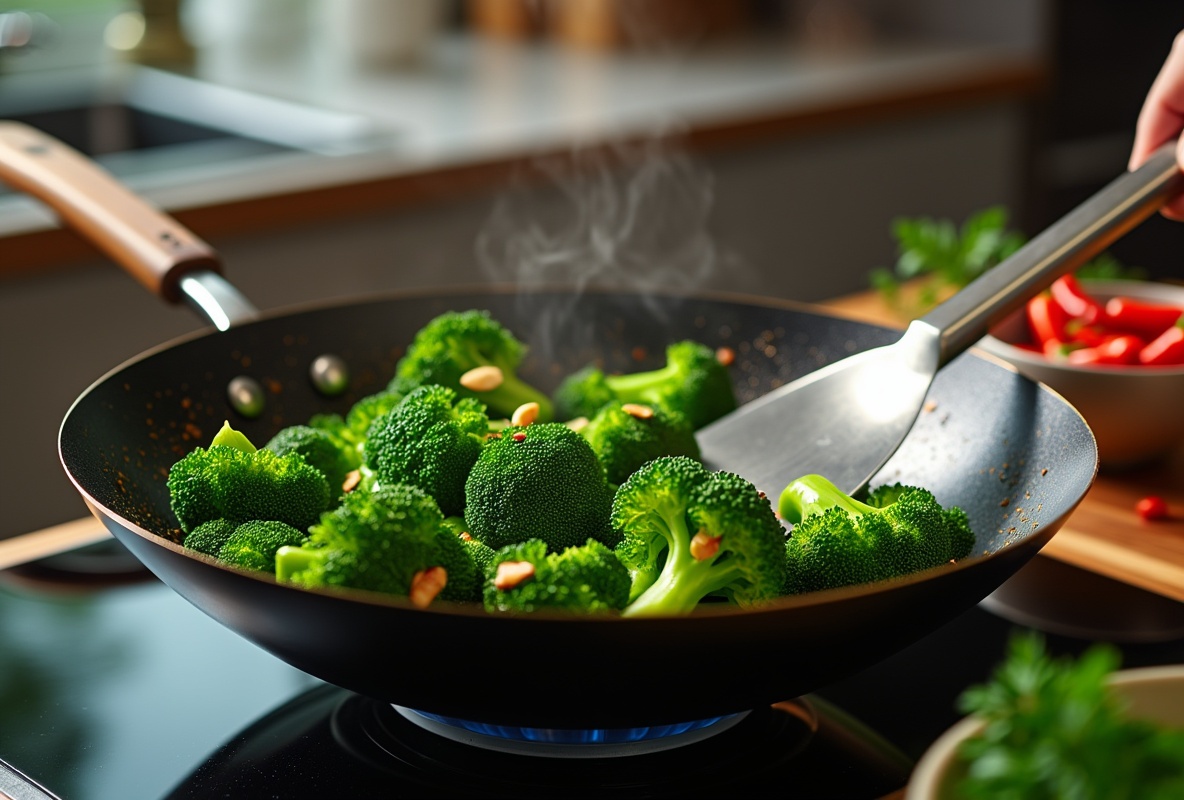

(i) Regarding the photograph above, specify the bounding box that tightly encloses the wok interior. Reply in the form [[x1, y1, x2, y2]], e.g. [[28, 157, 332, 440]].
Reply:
[[59, 289, 1098, 727]]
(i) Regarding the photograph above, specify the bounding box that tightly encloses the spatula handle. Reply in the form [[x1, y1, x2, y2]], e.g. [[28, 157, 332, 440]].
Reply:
[[919, 141, 1184, 366]]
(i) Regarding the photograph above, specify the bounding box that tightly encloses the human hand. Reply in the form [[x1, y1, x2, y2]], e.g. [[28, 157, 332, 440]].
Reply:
[[1130, 31, 1184, 220]]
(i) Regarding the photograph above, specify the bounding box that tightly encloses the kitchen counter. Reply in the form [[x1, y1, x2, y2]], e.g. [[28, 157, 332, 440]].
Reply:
[[0, 26, 1047, 545], [0, 32, 1045, 275]]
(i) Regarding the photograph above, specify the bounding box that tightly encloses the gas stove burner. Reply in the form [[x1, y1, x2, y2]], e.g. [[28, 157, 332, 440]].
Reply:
[[168, 684, 914, 797], [393, 706, 748, 758]]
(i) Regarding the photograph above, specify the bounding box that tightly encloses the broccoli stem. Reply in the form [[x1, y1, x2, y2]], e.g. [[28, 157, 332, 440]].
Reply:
[[621, 511, 742, 617], [604, 362, 680, 399], [779, 475, 875, 524], [211, 421, 257, 453], [275, 546, 322, 584], [481, 373, 555, 422]]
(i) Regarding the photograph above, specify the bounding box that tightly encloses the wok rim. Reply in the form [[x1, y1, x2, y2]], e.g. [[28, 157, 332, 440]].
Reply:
[[57, 283, 1098, 624]]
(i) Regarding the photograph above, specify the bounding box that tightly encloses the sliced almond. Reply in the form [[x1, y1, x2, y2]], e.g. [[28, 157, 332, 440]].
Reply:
[[715, 346, 736, 366], [342, 469, 362, 493], [458, 531, 474, 542], [494, 560, 536, 591], [621, 403, 654, 420], [565, 416, 590, 433], [511, 402, 540, 427], [690, 530, 722, 561], [409, 566, 448, 608], [459, 365, 504, 392]]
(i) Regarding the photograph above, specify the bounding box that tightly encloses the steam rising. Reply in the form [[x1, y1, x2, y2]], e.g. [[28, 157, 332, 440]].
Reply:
[[476, 138, 746, 359]]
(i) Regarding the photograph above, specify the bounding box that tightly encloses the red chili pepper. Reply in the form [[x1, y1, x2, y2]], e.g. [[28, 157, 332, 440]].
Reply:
[[1138, 317, 1184, 366], [1136, 495, 1170, 521], [1064, 320, 1107, 347], [1066, 334, 1144, 366], [1049, 275, 1103, 324], [1026, 294, 1069, 346], [1103, 297, 1184, 339]]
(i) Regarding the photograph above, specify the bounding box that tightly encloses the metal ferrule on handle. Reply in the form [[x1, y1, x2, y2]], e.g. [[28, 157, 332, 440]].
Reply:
[[918, 142, 1184, 367]]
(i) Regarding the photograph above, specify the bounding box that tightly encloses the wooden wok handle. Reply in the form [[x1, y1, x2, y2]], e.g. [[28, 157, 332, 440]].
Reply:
[[0, 121, 222, 304]]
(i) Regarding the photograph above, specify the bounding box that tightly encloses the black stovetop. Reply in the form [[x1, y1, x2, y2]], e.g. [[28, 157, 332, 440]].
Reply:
[[2, 545, 1182, 800]]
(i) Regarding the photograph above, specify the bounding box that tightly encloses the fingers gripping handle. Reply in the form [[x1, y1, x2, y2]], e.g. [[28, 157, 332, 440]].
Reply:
[[0, 121, 222, 303]]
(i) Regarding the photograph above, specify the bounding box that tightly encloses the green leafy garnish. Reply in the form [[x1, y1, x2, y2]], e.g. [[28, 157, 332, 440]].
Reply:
[[871, 206, 1024, 315], [954, 633, 1184, 799], [871, 206, 1143, 316], [1074, 251, 1148, 282]]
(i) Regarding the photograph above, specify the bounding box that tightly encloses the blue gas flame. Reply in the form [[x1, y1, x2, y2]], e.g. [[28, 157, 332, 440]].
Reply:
[[411, 711, 733, 744]]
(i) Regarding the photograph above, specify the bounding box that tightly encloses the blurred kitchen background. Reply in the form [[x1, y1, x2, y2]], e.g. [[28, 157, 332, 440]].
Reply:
[[1, 0, 1182, 541]]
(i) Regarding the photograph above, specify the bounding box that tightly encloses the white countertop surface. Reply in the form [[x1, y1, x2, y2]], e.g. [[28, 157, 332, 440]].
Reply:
[[0, 32, 1043, 241]]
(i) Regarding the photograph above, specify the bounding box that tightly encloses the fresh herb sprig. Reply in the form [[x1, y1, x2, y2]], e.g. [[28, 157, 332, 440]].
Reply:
[[871, 207, 1144, 316], [954, 633, 1184, 800], [870, 206, 1024, 314]]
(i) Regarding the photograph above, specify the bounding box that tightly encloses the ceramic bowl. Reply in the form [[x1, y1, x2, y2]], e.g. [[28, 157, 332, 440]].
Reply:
[[978, 280, 1184, 468], [905, 663, 1184, 799]]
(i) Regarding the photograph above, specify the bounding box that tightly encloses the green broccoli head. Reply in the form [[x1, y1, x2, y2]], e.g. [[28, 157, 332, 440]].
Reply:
[[389, 310, 553, 422], [363, 385, 489, 517], [275, 484, 476, 605], [463, 422, 615, 552], [345, 390, 406, 442], [552, 365, 616, 421], [778, 474, 975, 595], [611, 455, 710, 600], [265, 425, 358, 501], [308, 389, 407, 464], [612, 456, 786, 616], [182, 518, 238, 557], [483, 538, 630, 614], [218, 520, 307, 573], [868, 481, 976, 564], [782, 507, 890, 594], [167, 424, 331, 534], [553, 341, 736, 430], [581, 401, 701, 485]]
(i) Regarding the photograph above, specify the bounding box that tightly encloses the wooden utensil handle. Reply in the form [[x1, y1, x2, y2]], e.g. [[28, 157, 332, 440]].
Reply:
[[0, 121, 222, 303]]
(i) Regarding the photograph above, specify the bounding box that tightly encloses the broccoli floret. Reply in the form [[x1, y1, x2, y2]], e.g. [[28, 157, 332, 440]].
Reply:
[[275, 484, 476, 605], [778, 474, 975, 595], [463, 422, 615, 552], [389, 310, 553, 422], [182, 518, 238, 557], [612, 456, 786, 617], [309, 389, 406, 461], [363, 385, 489, 517], [553, 341, 736, 429], [552, 366, 615, 422], [580, 401, 701, 485], [483, 538, 630, 614], [345, 390, 406, 442], [265, 425, 357, 501], [869, 481, 976, 562], [218, 520, 307, 573], [442, 515, 498, 600], [167, 423, 330, 534]]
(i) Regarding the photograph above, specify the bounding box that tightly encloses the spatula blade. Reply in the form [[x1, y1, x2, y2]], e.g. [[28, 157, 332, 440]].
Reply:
[[696, 325, 940, 500]]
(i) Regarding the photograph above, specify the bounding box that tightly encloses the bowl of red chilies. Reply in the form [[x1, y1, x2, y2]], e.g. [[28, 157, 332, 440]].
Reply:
[[979, 278, 1184, 468]]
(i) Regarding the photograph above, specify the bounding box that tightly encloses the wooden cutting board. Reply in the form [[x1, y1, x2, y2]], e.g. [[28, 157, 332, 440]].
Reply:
[[820, 289, 1184, 603]]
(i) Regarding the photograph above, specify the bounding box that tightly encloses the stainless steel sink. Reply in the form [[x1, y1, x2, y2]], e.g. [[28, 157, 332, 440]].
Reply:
[[0, 63, 398, 197]]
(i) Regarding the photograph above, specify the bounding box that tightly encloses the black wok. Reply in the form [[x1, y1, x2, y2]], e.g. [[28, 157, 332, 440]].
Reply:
[[4, 121, 1099, 729]]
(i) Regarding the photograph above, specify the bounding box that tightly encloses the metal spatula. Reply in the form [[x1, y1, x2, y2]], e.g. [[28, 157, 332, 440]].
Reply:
[[698, 142, 1184, 499]]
